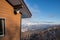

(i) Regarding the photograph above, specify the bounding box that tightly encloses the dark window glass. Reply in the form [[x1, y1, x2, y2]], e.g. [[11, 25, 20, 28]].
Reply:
[[0, 19, 5, 36]]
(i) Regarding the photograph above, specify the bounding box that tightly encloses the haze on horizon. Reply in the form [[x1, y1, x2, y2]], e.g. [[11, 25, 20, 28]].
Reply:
[[22, 0, 60, 25]]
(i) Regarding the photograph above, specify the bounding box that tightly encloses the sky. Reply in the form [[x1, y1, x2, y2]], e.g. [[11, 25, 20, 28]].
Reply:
[[22, 0, 60, 25]]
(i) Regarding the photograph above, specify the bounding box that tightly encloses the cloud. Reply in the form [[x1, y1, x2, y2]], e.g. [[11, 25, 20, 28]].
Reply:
[[22, 0, 60, 26], [22, 0, 41, 25], [22, 19, 60, 25], [22, 0, 41, 23], [24, 0, 40, 18], [21, 28, 28, 32], [29, 5, 40, 14]]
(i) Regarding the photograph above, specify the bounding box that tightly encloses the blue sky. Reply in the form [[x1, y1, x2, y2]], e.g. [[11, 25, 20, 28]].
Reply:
[[22, 0, 60, 24]]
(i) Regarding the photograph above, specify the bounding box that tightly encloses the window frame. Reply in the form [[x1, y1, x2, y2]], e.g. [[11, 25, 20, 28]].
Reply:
[[0, 18, 5, 37]]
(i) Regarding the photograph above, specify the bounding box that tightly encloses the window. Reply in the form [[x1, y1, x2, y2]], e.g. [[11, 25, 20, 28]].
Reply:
[[0, 18, 5, 37]]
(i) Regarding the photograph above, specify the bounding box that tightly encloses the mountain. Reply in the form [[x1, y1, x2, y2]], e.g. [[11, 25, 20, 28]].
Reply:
[[21, 23, 60, 32], [21, 24, 60, 40]]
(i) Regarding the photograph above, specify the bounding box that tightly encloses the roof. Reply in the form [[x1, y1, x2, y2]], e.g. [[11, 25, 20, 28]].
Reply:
[[6, 0, 32, 18]]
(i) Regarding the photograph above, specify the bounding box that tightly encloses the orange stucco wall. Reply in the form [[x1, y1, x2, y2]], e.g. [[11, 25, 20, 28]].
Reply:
[[0, 0, 21, 40]]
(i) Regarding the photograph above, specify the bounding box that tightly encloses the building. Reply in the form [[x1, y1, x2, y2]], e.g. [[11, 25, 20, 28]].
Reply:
[[0, 0, 32, 40]]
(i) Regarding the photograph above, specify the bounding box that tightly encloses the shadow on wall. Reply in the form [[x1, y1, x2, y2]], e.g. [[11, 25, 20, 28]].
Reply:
[[0, 26, 20, 40]]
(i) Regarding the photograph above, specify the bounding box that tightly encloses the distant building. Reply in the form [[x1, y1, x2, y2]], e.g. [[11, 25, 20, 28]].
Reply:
[[0, 0, 32, 40]]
